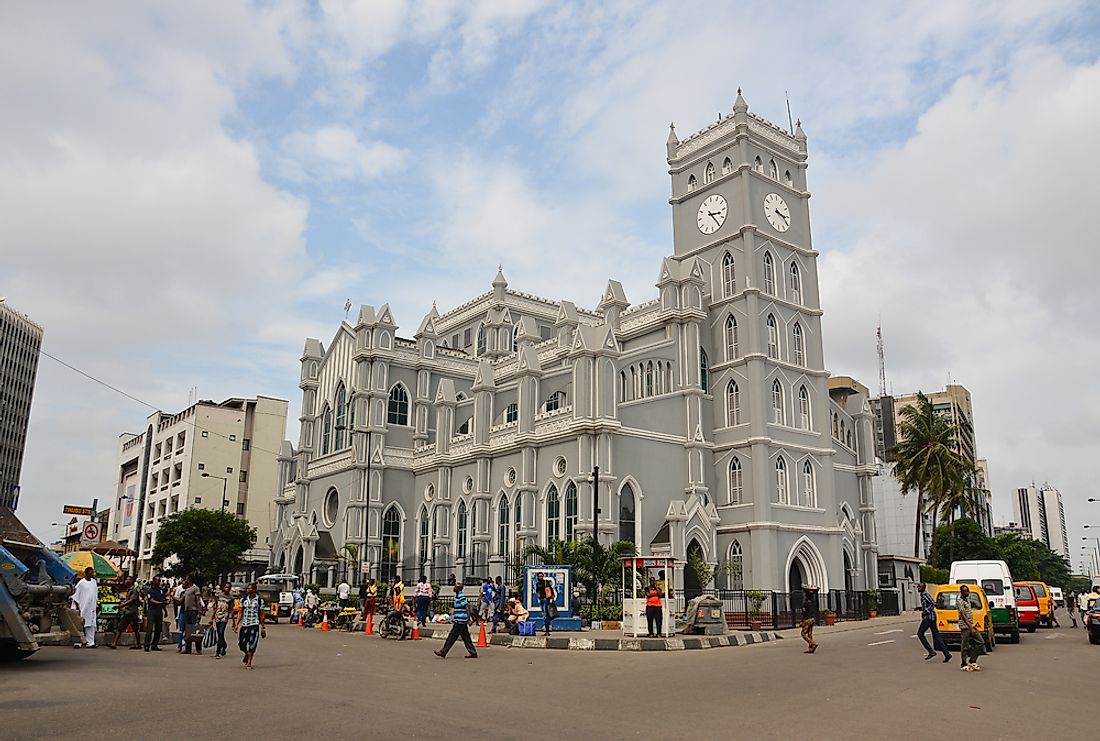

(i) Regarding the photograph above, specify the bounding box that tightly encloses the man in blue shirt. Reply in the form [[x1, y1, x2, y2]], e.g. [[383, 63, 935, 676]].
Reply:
[[917, 582, 951, 663], [434, 583, 478, 659]]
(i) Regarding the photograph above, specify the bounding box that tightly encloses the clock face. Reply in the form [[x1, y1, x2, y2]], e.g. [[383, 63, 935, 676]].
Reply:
[[763, 193, 791, 232], [696, 194, 728, 235]]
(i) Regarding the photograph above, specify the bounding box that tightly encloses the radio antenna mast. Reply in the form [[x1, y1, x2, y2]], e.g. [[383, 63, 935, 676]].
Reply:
[[785, 91, 794, 134], [876, 322, 888, 398]]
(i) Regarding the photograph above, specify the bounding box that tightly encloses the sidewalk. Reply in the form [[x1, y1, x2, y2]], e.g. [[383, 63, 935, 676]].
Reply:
[[778, 613, 917, 637], [412, 623, 783, 651]]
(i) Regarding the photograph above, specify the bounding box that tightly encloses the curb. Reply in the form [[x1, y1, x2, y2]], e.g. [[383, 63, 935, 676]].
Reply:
[[414, 625, 782, 651]]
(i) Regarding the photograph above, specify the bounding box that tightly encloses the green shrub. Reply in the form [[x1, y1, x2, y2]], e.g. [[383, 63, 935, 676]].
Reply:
[[578, 604, 623, 621], [920, 565, 949, 585]]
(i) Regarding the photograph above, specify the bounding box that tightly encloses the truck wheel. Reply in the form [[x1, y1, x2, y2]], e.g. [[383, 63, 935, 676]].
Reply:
[[1089, 631, 1100, 645], [1027, 626, 1036, 633], [985, 630, 995, 652], [1010, 629, 1020, 644], [0, 642, 36, 661]]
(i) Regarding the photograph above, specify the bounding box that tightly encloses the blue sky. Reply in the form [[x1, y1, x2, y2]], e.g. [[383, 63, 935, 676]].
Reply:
[[4, 1, 1100, 570]]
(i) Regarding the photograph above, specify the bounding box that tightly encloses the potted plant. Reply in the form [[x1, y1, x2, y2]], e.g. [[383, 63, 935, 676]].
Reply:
[[822, 609, 836, 626], [867, 589, 879, 618], [746, 590, 768, 631]]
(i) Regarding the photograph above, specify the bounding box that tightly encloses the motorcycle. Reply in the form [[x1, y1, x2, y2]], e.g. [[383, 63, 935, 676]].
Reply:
[[376, 609, 408, 640]]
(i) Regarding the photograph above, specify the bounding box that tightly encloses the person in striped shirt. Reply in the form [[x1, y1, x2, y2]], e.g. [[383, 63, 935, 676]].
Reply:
[[917, 583, 951, 663], [434, 583, 478, 659]]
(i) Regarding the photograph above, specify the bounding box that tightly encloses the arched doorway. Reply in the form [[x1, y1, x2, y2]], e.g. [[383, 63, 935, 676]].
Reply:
[[788, 559, 805, 593], [684, 539, 704, 601], [785, 537, 829, 592], [293, 546, 304, 577], [843, 551, 854, 592]]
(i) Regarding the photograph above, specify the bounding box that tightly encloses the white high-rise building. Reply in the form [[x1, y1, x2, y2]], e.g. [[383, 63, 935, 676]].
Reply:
[[0, 299, 43, 511], [1013, 483, 1068, 560]]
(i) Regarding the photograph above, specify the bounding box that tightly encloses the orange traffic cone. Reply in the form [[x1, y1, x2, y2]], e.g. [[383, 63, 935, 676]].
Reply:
[[411, 621, 421, 641], [476, 622, 488, 648], [320, 612, 330, 631], [364, 613, 373, 635]]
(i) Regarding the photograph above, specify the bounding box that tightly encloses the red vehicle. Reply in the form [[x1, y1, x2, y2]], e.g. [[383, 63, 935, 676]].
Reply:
[[1013, 584, 1040, 633]]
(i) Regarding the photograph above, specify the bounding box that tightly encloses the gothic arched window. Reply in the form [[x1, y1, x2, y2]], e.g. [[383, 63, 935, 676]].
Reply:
[[776, 456, 789, 504], [726, 540, 744, 589], [784, 170, 793, 186], [803, 462, 817, 508], [729, 456, 743, 504], [763, 251, 776, 294], [546, 484, 560, 543], [456, 500, 468, 560], [618, 484, 636, 544], [793, 322, 805, 366], [418, 506, 430, 570], [772, 379, 785, 425], [387, 384, 409, 426], [704, 161, 715, 184], [565, 482, 578, 541], [497, 495, 511, 559], [381, 506, 401, 582], [768, 159, 778, 179], [687, 174, 697, 192], [476, 325, 486, 356], [722, 252, 736, 297], [645, 361, 655, 397], [754, 156, 763, 173], [766, 314, 779, 359], [699, 348, 710, 393], [726, 380, 741, 426], [334, 384, 347, 450], [722, 157, 733, 176], [790, 262, 802, 304], [725, 315, 739, 361], [321, 404, 332, 455], [798, 385, 811, 430], [505, 402, 518, 424]]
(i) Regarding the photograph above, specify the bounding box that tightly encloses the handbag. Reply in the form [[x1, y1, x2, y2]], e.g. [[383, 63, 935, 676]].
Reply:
[[202, 625, 217, 649], [546, 602, 559, 621]]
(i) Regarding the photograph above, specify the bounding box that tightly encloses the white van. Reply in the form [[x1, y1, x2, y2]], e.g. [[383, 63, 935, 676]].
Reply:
[[949, 560, 1019, 643], [1050, 586, 1064, 608]]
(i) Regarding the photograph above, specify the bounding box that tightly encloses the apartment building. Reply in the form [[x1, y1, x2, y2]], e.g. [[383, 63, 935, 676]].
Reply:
[[108, 396, 288, 579], [0, 299, 43, 511], [1013, 483, 1069, 559]]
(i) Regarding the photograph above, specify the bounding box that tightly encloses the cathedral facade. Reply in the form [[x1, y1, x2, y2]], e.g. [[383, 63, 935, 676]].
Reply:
[[269, 92, 879, 595]]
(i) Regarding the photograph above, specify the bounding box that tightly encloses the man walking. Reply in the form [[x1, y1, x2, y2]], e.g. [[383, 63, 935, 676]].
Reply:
[[142, 576, 167, 651], [71, 567, 98, 649], [233, 582, 266, 670], [800, 586, 818, 654], [337, 579, 350, 610], [644, 576, 664, 638], [479, 577, 495, 624], [170, 578, 186, 651], [208, 583, 233, 659], [916, 583, 951, 662], [958, 584, 981, 672], [433, 582, 477, 659], [1066, 594, 1077, 628], [490, 575, 508, 634], [179, 576, 203, 654], [109, 576, 142, 650]]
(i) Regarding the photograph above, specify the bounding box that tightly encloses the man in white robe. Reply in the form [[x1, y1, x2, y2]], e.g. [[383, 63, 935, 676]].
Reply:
[[71, 567, 98, 648]]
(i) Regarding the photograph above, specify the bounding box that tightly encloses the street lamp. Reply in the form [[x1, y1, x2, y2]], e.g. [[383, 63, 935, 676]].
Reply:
[[201, 472, 229, 513]]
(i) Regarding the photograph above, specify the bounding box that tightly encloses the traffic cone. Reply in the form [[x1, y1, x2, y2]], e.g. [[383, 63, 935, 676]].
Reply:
[[320, 612, 330, 631], [411, 621, 421, 640], [476, 622, 488, 648], [364, 613, 373, 635]]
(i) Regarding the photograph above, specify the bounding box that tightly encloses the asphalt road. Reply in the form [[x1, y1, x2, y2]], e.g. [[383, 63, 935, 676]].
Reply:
[[1, 610, 1093, 740]]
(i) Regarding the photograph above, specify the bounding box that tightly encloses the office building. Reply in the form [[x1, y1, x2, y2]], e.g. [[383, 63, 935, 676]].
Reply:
[[0, 299, 43, 511]]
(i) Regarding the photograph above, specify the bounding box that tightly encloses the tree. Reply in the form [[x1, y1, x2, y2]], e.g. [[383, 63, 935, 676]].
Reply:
[[889, 392, 972, 557], [335, 543, 359, 583], [688, 547, 714, 590], [927, 517, 998, 569], [151, 509, 256, 583], [993, 533, 1040, 581], [523, 538, 635, 603]]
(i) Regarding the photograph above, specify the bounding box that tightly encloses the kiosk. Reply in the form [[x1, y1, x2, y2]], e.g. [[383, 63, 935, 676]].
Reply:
[[621, 556, 676, 638]]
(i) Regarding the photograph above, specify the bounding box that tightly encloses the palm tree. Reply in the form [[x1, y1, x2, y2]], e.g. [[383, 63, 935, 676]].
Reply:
[[889, 392, 970, 558], [521, 537, 636, 603], [335, 543, 359, 584], [935, 465, 984, 563]]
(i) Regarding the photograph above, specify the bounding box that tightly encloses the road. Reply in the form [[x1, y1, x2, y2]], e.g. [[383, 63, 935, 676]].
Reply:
[[1, 611, 1093, 740]]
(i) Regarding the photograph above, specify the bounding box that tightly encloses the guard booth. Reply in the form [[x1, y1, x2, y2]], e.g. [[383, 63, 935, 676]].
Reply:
[[621, 556, 676, 638]]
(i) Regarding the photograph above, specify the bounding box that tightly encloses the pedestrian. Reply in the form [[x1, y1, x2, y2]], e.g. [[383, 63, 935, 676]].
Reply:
[[337, 579, 350, 610], [233, 582, 267, 670], [957, 584, 981, 672], [1066, 594, 1077, 628], [433, 582, 477, 659], [71, 567, 98, 649], [177, 576, 203, 654], [800, 586, 818, 654], [535, 572, 556, 636], [209, 583, 232, 659], [491, 576, 508, 634], [480, 577, 495, 623], [364, 579, 377, 621], [916, 582, 951, 663], [391, 575, 406, 614], [142, 575, 167, 651], [414, 575, 433, 626], [110, 576, 143, 650], [506, 597, 529, 634], [171, 578, 186, 651], [358, 579, 368, 617], [644, 576, 664, 637]]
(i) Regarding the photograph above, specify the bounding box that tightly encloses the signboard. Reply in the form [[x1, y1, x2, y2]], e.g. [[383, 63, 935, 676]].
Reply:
[[80, 521, 101, 548], [523, 565, 572, 617], [63, 505, 94, 516]]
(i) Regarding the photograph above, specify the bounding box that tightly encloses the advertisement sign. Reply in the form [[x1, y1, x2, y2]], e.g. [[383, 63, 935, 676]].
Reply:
[[523, 565, 572, 617], [63, 504, 94, 516]]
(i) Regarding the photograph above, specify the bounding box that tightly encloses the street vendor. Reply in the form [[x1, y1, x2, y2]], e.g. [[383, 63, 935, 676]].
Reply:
[[109, 576, 142, 650], [506, 597, 529, 634]]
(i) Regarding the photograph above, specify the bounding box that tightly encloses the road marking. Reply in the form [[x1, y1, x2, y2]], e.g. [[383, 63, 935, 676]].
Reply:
[[867, 640, 895, 646], [874, 629, 904, 635]]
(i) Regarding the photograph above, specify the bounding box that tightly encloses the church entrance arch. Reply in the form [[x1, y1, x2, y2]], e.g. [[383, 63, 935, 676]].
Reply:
[[784, 537, 828, 592], [293, 546, 304, 577], [684, 539, 704, 601]]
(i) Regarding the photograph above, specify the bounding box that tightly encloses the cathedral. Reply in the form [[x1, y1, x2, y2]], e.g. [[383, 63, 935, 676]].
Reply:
[[269, 91, 879, 595]]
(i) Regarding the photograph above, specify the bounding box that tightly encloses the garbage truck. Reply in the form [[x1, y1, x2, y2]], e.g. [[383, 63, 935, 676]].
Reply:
[[0, 506, 81, 660]]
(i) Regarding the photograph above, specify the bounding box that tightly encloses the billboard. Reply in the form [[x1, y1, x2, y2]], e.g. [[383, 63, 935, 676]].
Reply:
[[523, 565, 572, 617]]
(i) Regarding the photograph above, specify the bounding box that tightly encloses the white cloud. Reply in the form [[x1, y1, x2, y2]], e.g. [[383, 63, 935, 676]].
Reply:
[[279, 126, 406, 182]]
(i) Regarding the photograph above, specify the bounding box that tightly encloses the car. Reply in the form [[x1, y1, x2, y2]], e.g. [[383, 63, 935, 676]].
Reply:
[[1050, 586, 1064, 608], [934, 584, 996, 653], [1013, 584, 1040, 633], [1015, 581, 1056, 627], [1086, 602, 1100, 645], [951, 560, 1018, 643]]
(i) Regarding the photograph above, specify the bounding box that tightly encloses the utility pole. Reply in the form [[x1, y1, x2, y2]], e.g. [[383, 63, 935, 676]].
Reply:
[[876, 323, 887, 398], [592, 463, 600, 606]]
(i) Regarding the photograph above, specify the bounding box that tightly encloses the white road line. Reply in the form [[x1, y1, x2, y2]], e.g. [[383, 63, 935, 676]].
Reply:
[[867, 640, 895, 646], [874, 629, 904, 635]]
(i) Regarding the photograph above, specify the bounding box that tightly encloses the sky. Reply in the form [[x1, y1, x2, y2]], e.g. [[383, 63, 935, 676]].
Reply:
[[3, 1, 1100, 573]]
